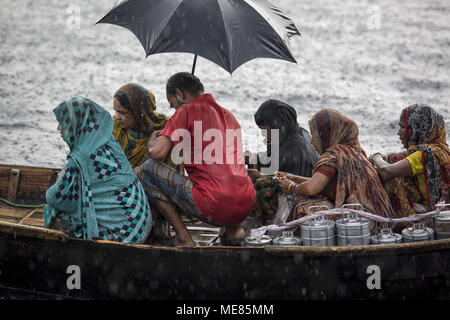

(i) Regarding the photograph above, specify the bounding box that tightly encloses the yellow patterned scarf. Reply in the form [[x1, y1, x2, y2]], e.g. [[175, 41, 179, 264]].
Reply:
[[112, 83, 168, 167]]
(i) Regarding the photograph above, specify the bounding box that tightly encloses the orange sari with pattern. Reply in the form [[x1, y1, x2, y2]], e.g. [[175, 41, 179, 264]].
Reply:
[[308, 108, 395, 218]]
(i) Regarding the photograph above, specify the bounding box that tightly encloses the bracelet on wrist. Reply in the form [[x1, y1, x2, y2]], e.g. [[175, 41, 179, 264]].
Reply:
[[288, 181, 295, 194], [291, 183, 299, 195]]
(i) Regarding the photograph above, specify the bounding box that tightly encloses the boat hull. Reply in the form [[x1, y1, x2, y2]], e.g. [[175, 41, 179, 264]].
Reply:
[[1, 163, 450, 299], [1, 228, 450, 299]]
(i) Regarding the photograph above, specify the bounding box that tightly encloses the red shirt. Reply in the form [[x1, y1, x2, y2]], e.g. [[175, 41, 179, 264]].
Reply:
[[160, 94, 255, 224]]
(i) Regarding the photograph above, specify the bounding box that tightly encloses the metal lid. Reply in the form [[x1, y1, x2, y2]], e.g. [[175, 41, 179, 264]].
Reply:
[[402, 223, 434, 241], [435, 210, 450, 222], [273, 231, 301, 246], [341, 203, 365, 211], [244, 235, 272, 247], [371, 228, 402, 244], [336, 212, 370, 228], [302, 214, 335, 229]]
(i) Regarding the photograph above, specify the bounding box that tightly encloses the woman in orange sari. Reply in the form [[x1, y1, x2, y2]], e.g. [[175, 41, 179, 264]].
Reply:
[[276, 108, 395, 220], [370, 104, 450, 217]]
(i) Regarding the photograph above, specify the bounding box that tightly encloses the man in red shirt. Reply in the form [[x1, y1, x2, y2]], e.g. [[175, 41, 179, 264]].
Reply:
[[139, 72, 255, 247]]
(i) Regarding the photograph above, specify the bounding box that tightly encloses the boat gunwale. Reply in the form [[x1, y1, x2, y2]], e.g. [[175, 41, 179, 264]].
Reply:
[[2, 219, 450, 257], [0, 164, 60, 171]]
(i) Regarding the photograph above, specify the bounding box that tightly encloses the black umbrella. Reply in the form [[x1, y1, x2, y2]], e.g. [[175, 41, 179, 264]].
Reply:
[[97, 0, 300, 74]]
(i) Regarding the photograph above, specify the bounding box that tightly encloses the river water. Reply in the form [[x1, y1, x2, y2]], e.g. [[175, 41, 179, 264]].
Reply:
[[0, 0, 448, 168]]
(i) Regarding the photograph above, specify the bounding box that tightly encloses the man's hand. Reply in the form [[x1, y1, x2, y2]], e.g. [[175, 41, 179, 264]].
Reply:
[[150, 130, 161, 141], [148, 135, 173, 161]]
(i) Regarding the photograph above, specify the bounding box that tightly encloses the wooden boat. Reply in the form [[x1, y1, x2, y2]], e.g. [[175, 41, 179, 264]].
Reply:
[[1, 163, 450, 300]]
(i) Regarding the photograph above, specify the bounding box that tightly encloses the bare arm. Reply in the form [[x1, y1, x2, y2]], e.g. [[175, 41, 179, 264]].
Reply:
[[372, 154, 412, 181], [290, 175, 310, 184], [148, 135, 173, 162], [293, 172, 330, 196], [277, 172, 330, 196], [387, 150, 408, 158], [275, 171, 310, 184]]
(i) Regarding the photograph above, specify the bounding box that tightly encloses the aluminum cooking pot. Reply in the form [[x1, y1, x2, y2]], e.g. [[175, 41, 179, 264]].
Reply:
[[336, 204, 370, 246], [301, 207, 335, 246], [402, 222, 434, 243], [272, 230, 302, 246], [434, 206, 450, 239], [371, 227, 402, 245]]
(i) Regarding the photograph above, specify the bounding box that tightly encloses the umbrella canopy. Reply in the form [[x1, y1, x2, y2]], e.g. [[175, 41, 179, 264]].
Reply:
[[97, 0, 300, 74]]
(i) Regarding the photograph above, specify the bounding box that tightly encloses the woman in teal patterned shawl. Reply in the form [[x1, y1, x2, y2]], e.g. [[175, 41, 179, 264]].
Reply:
[[44, 97, 151, 244]]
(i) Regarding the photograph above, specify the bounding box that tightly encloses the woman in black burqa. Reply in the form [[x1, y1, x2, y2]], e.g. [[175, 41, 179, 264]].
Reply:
[[244, 99, 318, 231]]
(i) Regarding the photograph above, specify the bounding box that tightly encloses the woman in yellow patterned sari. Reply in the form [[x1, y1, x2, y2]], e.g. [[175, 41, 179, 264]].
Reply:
[[371, 104, 450, 219], [113, 83, 169, 168]]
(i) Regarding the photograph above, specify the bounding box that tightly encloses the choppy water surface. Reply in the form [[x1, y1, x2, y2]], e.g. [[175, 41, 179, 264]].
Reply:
[[0, 0, 448, 168]]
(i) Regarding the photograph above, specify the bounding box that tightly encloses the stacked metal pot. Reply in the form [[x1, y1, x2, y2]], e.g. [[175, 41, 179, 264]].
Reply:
[[371, 227, 402, 245], [402, 222, 434, 243], [300, 214, 336, 246], [335, 204, 371, 246], [243, 203, 449, 247], [434, 206, 450, 239]]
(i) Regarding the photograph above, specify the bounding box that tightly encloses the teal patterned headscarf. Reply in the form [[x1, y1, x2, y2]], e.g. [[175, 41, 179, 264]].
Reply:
[[44, 97, 151, 244], [54, 97, 109, 152]]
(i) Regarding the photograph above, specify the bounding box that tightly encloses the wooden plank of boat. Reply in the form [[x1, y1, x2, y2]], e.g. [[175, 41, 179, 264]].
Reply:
[[0, 202, 44, 227], [7, 169, 20, 203], [0, 207, 27, 222], [18, 208, 41, 224], [18, 208, 45, 227], [0, 164, 58, 205]]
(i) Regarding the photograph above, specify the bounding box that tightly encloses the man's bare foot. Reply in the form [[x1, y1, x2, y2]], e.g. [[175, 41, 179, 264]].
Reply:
[[224, 225, 245, 242], [174, 235, 196, 247]]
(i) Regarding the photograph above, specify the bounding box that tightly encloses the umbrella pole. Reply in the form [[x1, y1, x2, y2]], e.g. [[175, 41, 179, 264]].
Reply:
[[191, 54, 198, 75]]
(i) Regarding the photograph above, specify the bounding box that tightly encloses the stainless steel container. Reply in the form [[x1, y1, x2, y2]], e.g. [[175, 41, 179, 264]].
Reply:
[[272, 231, 302, 246], [402, 223, 434, 243], [336, 207, 371, 246], [243, 235, 273, 247], [301, 214, 335, 246], [371, 227, 402, 245], [434, 209, 450, 239]]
